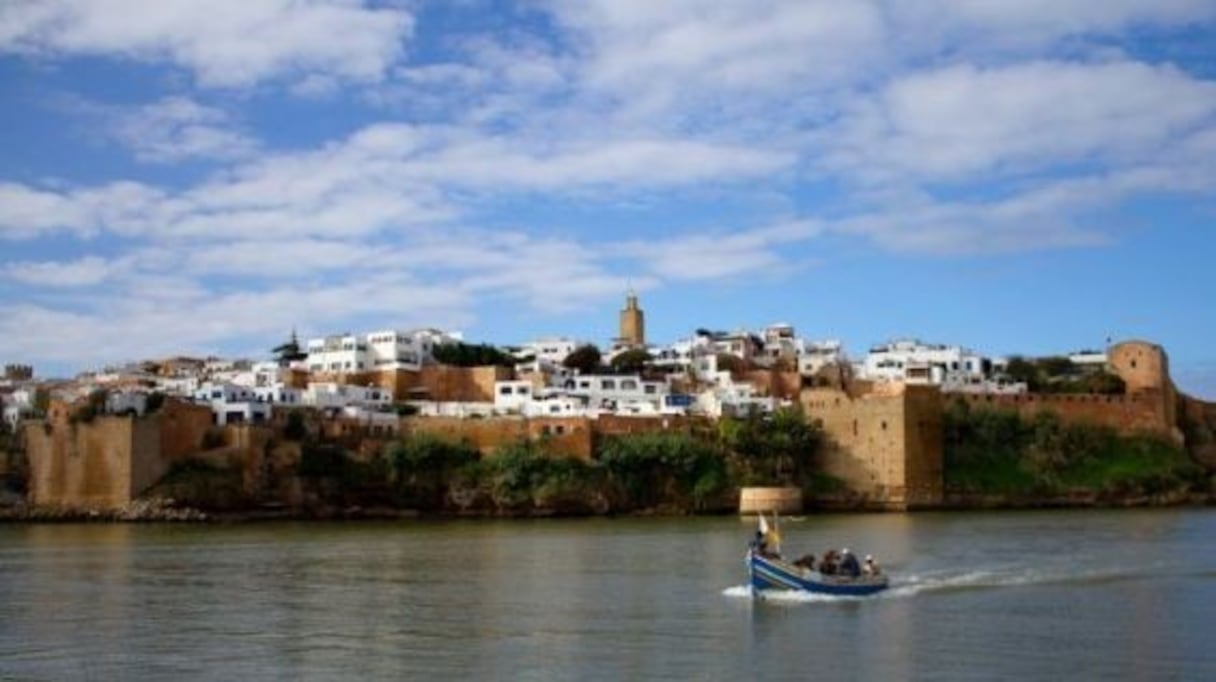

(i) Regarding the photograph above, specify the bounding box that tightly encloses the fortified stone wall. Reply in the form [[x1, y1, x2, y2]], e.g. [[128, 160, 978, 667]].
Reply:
[[26, 412, 135, 509], [800, 384, 943, 509], [593, 414, 700, 438], [310, 365, 514, 402], [404, 416, 593, 459], [25, 399, 213, 510], [953, 391, 1177, 442], [1180, 395, 1216, 469]]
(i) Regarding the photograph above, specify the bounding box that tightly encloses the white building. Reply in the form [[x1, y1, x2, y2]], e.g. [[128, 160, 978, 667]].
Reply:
[[153, 376, 200, 398], [859, 339, 1024, 393], [797, 340, 849, 377], [252, 383, 304, 407], [494, 380, 536, 413], [193, 382, 272, 425], [306, 328, 463, 374], [557, 373, 669, 411], [337, 406, 401, 434], [515, 337, 579, 368], [695, 384, 777, 418], [303, 382, 391, 410], [1069, 350, 1109, 368], [105, 391, 149, 416], [2, 388, 36, 430]]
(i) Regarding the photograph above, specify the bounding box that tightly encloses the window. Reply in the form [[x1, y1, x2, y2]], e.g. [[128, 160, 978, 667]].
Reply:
[[499, 386, 513, 395], [644, 385, 656, 394], [602, 380, 616, 390], [621, 380, 638, 390]]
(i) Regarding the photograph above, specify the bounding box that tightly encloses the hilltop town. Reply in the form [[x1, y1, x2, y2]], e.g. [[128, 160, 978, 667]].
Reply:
[[1, 293, 1214, 519]]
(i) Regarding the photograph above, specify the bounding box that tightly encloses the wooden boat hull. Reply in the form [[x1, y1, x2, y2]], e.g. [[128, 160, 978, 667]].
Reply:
[[748, 551, 889, 596]]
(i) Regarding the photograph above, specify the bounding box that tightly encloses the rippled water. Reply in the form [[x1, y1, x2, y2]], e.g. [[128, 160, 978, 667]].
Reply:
[[2, 510, 1214, 680]]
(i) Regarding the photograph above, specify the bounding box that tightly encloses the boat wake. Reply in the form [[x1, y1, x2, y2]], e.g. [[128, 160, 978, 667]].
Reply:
[[724, 561, 1175, 603]]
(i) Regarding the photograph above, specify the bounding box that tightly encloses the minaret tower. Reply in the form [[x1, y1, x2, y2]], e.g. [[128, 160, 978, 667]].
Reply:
[[619, 290, 645, 348]]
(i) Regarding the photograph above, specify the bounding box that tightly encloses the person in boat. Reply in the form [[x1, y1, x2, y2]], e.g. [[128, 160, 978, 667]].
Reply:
[[750, 530, 778, 559], [792, 554, 816, 571], [819, 549, 838, 576], [839, 549, 861, 578], [863, 555, 881, 577], [750, 530, 766, 554]]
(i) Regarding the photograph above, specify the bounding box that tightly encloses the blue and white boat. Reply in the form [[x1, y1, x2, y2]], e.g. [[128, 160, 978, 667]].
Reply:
[[746, 512, 889, 597], [747, 550, 889, 596]]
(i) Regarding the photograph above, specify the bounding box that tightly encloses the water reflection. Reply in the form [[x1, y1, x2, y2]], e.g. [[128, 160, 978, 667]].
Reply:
[[0, 510, 1214, 680]]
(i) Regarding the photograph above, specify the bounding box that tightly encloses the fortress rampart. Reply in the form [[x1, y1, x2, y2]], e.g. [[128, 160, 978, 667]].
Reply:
[[800, 384, 943, 510]]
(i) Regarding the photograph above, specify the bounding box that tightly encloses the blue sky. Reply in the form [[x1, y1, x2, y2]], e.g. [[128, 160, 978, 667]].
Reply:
[[1, 1, 1215, 398]]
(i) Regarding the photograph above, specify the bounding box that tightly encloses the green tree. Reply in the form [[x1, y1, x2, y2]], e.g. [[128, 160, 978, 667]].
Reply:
[[721, 407, 821, 486], [598, 432, 726, 511], [432, 342, 515, 367], [387, 434, 480, 509], [610, 348, 651, 374], [1003, 356, 1040, 391], [563, 344, 603, 374], [272, 330, 308, 363]]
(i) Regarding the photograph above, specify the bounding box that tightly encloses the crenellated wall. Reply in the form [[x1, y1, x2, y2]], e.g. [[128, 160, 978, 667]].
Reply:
[[953, 391, 1178, 441]]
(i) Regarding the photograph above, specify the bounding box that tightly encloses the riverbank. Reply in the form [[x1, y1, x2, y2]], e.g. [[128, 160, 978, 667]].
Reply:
[[3, 488, 1213, 523]]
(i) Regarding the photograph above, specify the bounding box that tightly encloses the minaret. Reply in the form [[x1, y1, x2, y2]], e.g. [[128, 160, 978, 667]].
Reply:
[[619, 290, 645, 348]]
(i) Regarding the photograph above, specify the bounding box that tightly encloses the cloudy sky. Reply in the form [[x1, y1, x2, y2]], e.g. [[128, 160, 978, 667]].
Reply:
[[1, 1, 1214, 397]]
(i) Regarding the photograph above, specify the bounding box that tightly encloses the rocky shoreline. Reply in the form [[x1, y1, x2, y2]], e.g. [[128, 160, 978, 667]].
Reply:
[[1, 491, 1213, 523]]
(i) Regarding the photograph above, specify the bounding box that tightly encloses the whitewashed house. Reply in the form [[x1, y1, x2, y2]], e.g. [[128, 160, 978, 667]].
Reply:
[[303, 382, 391, 410], [306, 328, 463, 374], [193, 382, 272, 425], [859, 339, 1024, 394], [558, 373, 668, 412]]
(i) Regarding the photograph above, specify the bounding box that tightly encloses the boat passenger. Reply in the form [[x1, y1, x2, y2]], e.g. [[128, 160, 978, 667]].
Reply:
[[863, 555, 881, 576], [750, 530, 768, 555], [839, 549, 861, 578], [820, 550, 838, 576], [793, 554, 816, 571]]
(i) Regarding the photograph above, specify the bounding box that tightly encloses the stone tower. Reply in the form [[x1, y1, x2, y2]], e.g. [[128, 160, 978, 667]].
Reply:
[[618, 290, 645, 348], [1107, 340, 1170, 394]]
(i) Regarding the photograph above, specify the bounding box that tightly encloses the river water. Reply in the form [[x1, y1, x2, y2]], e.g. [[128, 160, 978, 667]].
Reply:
[[1, 509, 1214, 681]]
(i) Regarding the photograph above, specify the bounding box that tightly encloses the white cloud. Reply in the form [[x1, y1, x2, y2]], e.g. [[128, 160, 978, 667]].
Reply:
[[3, 256, 114, 287], [617, 220, 823, 281], [111, 96, 257, 162], [887, 0, 1216, 52], [0, 183, 95, 238], [0, 119, 793, 242], [0, 0, 413, 87], [822, 61, 1216, 182]]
